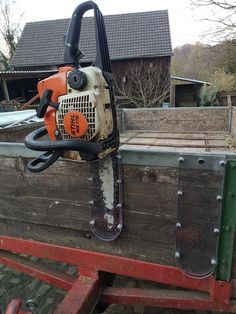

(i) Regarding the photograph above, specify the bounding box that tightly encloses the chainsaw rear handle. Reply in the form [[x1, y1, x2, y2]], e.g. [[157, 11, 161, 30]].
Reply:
[[63, 0, 112, 73], [25, 126, 102, 153]]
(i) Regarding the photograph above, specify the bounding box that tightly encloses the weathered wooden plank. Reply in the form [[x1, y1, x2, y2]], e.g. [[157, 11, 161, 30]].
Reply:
[[124, 107, 229, 132], [124, 183, 177, 213], [154, 139, 206, 147], [126, 138, 207, 147], [0, 195, 89, 230], [135, 132, 207, 139], [0, 123, 42, 143], [207, 139, 229, 147], [0, 154, 235, 280], [125, 138, 228, 149], [120, 137, 130, 144], [0, 219, 176, 267], [180, 169, 223, 189], [0, 156, 178, 269], [0, 159, 179, 215], [133, 132, 226, 140], [123, 165, 178, 185], [180, 186, 221, 207], [0, 194, 176, 245], [127, 138, 157, 145]]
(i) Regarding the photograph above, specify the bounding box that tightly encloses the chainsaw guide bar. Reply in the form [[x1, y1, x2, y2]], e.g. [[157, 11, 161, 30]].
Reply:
[[88, 152, 123, 240]]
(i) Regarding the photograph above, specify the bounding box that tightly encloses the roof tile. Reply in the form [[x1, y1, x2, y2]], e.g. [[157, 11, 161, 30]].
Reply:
[[11, 10, 172, 68]]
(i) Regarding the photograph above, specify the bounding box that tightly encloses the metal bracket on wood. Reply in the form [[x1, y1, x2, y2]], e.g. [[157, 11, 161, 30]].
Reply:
[[176, 153, 226, 277]]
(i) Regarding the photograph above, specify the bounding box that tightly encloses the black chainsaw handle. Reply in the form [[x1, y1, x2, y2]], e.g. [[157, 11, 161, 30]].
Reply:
[[27, 151, 61, 173], [63, 1, 112, 73], [25, 126, 102, 154]]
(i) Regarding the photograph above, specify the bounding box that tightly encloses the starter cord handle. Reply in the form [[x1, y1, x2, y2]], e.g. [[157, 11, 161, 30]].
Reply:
[[63, 1, 112, 73]]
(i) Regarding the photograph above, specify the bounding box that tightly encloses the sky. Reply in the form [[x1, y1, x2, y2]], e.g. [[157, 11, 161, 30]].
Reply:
[[15, 0, 214, 48]]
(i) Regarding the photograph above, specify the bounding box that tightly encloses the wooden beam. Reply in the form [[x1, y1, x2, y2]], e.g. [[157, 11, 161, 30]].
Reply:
[[170, 84, 176, 107], [2, 79, 10, 102]]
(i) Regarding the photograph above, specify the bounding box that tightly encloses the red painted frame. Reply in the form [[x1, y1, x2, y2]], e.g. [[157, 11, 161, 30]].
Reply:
[[1, 235, 236, 314]]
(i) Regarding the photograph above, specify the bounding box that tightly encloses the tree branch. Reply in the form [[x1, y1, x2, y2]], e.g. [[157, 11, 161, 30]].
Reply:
[[114, 60, 170, 108]]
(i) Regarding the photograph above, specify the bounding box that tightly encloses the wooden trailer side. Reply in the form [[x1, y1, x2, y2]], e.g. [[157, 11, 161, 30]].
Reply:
[[122, 107, 229, 132], [0, 145, 231, 277]]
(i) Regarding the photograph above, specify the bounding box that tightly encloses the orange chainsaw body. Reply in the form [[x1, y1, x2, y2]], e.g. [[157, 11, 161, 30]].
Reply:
[[37, 66, 72, 140]]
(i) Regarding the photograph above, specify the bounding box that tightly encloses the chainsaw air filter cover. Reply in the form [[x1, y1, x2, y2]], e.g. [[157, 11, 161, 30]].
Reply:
[[57, 66, 113, 143]]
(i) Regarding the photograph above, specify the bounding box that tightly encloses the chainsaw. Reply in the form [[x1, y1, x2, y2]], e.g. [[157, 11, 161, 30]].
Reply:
[[25, 1, 123, 241]]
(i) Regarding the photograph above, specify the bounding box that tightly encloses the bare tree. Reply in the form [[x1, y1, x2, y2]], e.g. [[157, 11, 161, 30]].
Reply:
[[114, 60, 170, 108], [191, 0, 236, 40], [0, 0, 23, 69]]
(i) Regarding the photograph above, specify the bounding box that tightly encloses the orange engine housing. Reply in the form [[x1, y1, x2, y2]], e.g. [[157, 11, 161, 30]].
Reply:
[[37, 66, 72, 140]]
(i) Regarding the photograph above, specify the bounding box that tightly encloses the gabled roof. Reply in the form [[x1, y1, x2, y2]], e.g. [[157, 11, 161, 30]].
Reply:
[[11, 10, 172, 69]]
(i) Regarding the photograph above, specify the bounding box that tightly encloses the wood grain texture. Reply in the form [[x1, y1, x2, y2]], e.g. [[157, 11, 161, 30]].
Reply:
[[0, 156, 229, 278], [123, 108, 229, 132], [0, 123, 42, 143]]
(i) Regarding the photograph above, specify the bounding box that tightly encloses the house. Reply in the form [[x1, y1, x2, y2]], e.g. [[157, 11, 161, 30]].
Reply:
[[170, 76, 211, 107], [0, 10, 172, 106]]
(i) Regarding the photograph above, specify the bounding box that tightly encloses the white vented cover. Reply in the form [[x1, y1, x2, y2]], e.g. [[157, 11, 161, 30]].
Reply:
[[56, 91, 99, 141]]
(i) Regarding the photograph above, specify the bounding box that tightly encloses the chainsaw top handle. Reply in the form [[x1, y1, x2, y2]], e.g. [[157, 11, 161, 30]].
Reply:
[[63, 1, 112, 73]]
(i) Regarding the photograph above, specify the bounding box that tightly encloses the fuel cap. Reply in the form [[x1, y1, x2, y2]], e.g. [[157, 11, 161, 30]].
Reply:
[[68, 69, 87, 90]]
